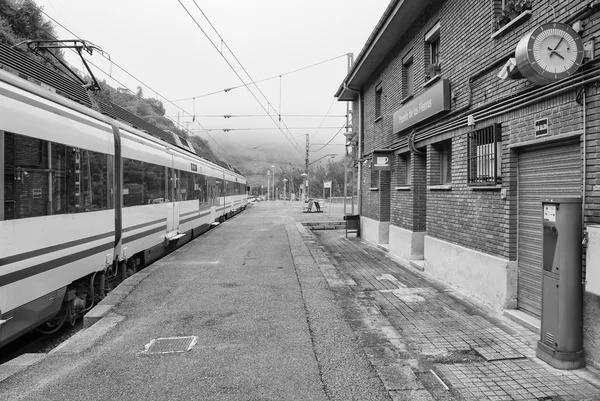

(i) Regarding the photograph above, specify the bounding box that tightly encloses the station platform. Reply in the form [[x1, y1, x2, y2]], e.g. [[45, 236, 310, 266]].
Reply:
[[1, 201, 600, 400]]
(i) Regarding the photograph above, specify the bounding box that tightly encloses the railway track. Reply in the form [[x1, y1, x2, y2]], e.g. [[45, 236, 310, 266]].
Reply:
[[0, 320, 83, 365]]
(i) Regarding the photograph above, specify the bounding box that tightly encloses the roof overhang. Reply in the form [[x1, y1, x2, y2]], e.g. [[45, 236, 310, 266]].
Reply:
[[335, 0, 433, 101]]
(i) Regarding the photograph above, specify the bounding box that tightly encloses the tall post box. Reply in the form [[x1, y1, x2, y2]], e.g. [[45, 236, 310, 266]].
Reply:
[[536, 197, 584, 369]]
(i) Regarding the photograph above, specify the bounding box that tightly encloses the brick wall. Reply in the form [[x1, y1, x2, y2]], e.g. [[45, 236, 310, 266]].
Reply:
[[355, 0, 600, 259]]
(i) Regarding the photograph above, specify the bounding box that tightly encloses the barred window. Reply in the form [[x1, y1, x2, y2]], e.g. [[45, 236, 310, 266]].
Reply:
[[467, 124, 502, 185]]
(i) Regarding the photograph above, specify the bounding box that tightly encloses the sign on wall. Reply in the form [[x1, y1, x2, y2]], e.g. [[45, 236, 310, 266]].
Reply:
[[535, 118, 549, 137], [373, 150, 391, 171], [392, 79, 451, 134]]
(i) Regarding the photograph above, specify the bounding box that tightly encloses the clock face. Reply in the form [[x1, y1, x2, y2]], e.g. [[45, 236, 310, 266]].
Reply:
[[515, 23, 584, 85]]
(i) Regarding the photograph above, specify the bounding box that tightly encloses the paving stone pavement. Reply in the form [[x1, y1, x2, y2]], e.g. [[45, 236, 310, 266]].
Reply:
[[302, 227, 600, 401]]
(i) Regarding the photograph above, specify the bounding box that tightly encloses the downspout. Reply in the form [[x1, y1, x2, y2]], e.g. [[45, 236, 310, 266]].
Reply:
[[358, 90, 363, 215], [582, 88, 588, 247]]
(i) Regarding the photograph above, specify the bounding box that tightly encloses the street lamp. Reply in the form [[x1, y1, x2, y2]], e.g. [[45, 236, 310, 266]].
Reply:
[[271, 165, 275, 200], [267, 170, 271, 202], [300, 172, 308, 202]]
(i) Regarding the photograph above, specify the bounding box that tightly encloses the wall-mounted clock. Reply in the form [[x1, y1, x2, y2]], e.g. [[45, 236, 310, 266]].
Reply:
[[515, 22, 584, 85]]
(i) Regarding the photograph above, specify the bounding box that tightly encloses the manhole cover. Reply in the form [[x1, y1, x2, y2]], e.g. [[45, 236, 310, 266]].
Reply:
[[144, 336, 197, 354]]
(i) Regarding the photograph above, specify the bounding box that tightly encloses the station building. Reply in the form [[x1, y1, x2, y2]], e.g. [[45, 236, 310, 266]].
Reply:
[[336, 0, 600, 367]]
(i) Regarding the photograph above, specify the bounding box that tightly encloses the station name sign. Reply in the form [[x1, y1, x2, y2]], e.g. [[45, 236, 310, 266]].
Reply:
[[392, 79, 451, 134]]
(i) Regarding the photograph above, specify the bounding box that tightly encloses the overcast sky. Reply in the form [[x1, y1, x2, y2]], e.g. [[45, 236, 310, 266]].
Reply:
[[34, 0, 389, 167]]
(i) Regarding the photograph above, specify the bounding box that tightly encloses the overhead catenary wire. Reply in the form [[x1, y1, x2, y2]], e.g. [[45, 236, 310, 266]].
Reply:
[[190, 126, 347, 132], [170, 53, 350, 102], [179, 0, 304, 156], [166, 114, 346, 118], [32, 3, 235, 161], [310, 123, 348, 153]]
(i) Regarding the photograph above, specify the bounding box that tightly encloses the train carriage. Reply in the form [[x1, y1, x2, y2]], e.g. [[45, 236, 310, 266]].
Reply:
[[0, 56, 247, 348]]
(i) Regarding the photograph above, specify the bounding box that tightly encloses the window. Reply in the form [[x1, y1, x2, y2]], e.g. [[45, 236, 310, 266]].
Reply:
[[402, 56, 414, 99], [196, 173, 207, 204], [398, 153, 411, 185], [432, 140, 451, 185], [468, 124, 502, 185], [144, 162, 166, 204], [123, 158, 144, 207], [425, 21, 441, 80], [375, 84, 383, 120], [4, 132, 113, 219]]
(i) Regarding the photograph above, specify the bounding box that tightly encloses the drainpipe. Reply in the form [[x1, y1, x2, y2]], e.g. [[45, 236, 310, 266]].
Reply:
[[582, 88, 588, 247]]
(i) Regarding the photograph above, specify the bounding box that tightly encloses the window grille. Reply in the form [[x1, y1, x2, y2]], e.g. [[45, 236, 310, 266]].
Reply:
[[467, 124, 501, 185]]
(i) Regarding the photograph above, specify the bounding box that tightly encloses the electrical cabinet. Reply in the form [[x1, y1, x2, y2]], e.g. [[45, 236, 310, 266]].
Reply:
[[537, 197, 584, 370]]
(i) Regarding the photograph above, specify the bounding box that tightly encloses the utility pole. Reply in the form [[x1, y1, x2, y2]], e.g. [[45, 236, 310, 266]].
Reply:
[[343, 53, 354, 215], [305, 134, 309, 202]]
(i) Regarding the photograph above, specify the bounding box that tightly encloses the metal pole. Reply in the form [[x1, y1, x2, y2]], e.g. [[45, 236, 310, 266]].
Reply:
[[305, 134, 309, 202], [343, 53, 353, 216], [351, 144, 356, 214], [344, 149, 348, 215]]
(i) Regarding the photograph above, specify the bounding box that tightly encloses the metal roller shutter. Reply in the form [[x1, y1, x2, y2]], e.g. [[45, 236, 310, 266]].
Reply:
[[517, 140, 581, 317]]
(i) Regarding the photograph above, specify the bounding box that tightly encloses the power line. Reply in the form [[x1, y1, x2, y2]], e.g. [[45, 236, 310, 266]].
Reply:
[[170, 53, 349, 102], [168, 114, 347, 118], [310, 123, 347, 153], [179, 0, 304, 157], [32, 3, 235, 162], [191, 126, 347, 132]]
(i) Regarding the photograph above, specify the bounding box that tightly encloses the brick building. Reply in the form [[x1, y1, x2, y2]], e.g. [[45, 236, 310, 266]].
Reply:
[[336, 0, 600, 368]]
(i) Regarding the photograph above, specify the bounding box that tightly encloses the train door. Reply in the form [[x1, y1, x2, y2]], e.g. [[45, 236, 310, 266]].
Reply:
[[166, 166, 177, 237], [173, 169, 181, 231]]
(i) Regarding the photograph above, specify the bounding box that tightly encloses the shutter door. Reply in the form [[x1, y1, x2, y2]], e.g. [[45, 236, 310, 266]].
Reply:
[[517, 140, 581, 317]]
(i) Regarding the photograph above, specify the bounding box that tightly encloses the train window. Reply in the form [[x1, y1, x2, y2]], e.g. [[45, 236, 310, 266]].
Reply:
[[123, 158, 144, 207], [65, 148, 112, 212], [178, 170, 192, 201], [3, 132, 113, 220], [196, 173, 207, 204], [143, 162, 166, 204], [168, 168, 175, 202]]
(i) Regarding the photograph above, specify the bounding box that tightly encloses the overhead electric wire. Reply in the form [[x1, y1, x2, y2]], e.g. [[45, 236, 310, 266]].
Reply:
[[179, 0, 303, 157], [192, 126, 346, 132], [167, 114, 347, 118], [32, 3, 234, 161], [171, 53, 349, 102], [310, 123, 347, 153]]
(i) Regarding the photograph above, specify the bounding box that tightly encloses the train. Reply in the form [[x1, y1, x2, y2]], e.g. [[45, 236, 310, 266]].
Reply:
[[0, 46, 248, 349]]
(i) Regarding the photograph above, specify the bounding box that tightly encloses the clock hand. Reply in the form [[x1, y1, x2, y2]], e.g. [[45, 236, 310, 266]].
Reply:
[[547, 47, 565, 60], [553, 37, 565, 51]]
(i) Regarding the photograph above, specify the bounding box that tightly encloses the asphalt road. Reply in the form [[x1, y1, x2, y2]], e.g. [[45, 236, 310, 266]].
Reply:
[[0, 201, 390, 401]]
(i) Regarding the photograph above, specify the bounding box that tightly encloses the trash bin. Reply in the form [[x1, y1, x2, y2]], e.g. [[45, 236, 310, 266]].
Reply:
[[344, 214, 360, 238]]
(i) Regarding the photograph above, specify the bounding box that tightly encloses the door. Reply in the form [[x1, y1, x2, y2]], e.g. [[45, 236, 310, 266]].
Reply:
[[517, 140, 581, 317]]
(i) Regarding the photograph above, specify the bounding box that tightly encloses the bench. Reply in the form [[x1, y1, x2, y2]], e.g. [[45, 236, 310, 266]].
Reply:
[[302, 200, 314, 213], [302, 200, 327, 213]]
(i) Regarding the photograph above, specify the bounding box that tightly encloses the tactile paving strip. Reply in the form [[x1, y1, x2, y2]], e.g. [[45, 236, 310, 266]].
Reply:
[[144, 336, 198, 354]]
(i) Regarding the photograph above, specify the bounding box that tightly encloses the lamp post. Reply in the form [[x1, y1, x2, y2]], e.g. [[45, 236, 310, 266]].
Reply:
[[267, 170, 271, 202], [271, 165, 275, 200], [283, 178, 288, 200]]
